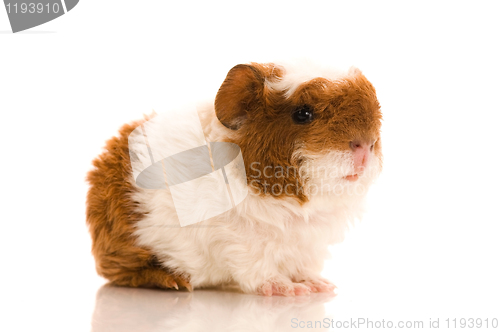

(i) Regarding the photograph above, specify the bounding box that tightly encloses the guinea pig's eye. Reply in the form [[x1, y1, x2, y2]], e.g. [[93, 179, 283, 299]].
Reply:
[[292, 105, 314, 124]]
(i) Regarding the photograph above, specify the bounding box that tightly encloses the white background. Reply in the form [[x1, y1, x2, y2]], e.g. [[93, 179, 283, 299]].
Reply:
[[1, 1, 499, 331]]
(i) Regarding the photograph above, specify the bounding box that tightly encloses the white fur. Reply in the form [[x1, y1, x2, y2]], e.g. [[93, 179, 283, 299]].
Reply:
[[129, 67, 381, 295], [265, 60, 356, 98]]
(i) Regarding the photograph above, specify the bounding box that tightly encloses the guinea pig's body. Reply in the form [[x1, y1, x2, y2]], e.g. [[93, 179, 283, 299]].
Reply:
[[86, 62, 382, 296]]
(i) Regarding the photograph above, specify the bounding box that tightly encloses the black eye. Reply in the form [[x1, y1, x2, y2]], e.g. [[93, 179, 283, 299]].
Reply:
[[292, 105, 314, 124]]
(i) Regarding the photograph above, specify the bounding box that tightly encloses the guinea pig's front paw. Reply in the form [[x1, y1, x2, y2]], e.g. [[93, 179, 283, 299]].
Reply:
[[298, 277, 337, 294], [257, 277, 312, 297]]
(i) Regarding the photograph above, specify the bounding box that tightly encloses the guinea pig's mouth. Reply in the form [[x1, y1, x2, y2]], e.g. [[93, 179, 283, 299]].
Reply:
[[344, 174, 359, 182]]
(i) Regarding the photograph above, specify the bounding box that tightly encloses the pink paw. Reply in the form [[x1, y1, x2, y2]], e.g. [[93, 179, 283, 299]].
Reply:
[[257, 279, 312, 297], [299, 278, 337, 294]]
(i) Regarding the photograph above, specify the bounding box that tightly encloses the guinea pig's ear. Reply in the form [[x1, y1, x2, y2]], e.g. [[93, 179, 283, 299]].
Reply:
[[214, 64, 266, 130]]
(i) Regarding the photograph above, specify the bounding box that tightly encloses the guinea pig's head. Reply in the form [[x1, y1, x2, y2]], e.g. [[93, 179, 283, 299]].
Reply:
[[214, 62, 382, 205]]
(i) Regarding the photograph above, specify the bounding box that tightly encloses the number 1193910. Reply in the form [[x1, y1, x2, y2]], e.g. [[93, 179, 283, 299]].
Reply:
[[6, 2, 60, 14], [445, 318, 498, 329]]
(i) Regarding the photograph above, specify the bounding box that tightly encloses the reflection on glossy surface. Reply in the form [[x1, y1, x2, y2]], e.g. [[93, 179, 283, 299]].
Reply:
[[91, 285, 335, 332]]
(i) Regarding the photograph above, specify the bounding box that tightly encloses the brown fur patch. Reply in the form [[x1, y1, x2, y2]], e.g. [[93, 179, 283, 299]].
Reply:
[[86, 119, 191, 290], [215, 63, 382, 204]]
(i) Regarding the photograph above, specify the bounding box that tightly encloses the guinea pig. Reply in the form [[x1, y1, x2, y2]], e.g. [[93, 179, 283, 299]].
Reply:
[[86, 61, 383, 296]]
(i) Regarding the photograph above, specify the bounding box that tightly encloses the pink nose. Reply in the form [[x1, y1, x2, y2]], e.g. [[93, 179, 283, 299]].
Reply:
[[349, 140, 374, 173]]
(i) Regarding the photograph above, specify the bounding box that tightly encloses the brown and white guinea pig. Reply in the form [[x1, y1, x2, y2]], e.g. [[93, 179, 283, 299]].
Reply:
[[86, 61, 382, 296]]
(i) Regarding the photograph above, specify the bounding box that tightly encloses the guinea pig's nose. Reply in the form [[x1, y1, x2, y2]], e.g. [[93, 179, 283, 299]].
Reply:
[[349, 140, 362, 151], [349, 140, 374, 172], [349, 140, 375, 152]]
